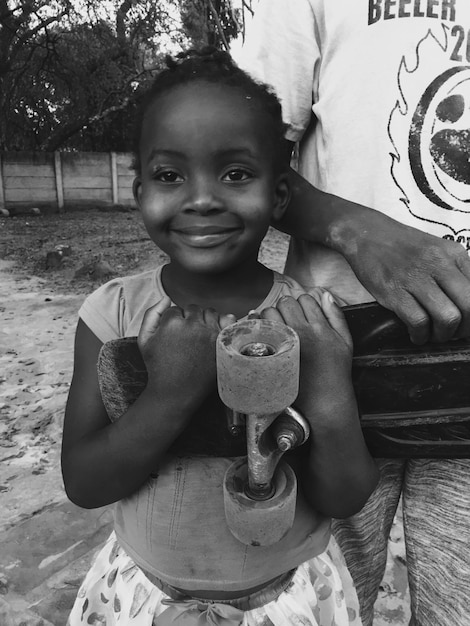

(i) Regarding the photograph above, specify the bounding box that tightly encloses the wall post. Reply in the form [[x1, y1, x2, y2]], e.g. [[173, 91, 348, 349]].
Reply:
[[0, 154, 5, 210], [54, 151, 64, 212], [110, 151, 119, 205]]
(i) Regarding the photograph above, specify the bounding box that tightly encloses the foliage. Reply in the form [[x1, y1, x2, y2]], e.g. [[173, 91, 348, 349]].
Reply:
[[180, 0, 237, 50], [0, 0, 254, 152]]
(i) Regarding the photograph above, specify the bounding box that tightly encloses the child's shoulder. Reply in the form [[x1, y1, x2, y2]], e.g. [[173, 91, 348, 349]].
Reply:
[[78, 265, 167, 342], [86, 266, 164, 302]]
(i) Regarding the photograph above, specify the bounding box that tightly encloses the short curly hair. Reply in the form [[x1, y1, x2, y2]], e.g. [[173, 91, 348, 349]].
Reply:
[[132, 47, 287, 173]]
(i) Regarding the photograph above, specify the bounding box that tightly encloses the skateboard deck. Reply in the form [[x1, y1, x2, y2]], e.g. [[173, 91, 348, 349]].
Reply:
[[344, 302, 470, 456], [97, 302, 470, 458]]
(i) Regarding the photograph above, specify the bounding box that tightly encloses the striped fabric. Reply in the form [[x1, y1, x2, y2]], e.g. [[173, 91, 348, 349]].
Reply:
[[332, 459, 470, 626]]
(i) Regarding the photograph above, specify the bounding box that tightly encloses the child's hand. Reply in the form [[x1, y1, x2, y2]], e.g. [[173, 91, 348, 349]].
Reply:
[[260, 291, 353, 413], [138, 298, 236, 404]]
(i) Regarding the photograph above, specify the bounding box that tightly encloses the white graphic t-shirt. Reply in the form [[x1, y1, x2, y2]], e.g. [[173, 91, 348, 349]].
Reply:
[[237, 0, 470, 302]]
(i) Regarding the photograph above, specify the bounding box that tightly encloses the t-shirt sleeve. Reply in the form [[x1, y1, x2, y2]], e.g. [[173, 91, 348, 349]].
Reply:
[[234, 0, 320, 143], [78, 278, 126, 343]]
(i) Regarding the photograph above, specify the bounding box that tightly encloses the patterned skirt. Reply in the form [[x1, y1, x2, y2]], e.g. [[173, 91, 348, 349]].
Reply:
[[67, 532, 362, 626]]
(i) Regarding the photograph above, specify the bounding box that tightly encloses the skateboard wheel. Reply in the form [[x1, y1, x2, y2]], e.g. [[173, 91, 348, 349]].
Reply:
[[216, 319, 300, 414], [223, 458, 297, 546]]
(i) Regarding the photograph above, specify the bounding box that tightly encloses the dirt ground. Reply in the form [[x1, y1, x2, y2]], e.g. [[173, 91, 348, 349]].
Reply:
[[0, 208, 409, 625], [0, 209, 161, 525]]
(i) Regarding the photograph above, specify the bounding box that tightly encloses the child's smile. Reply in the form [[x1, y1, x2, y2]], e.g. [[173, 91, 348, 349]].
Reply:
[[133, 81, 288, 278], [169, 216, 243, 248]]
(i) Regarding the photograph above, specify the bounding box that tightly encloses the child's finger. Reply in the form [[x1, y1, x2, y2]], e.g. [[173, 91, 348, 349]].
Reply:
[[320, 291, 353, 348], [219, 313, 237, 329], [145, 296, 172, 327], [278, 294, 324, 327], [201, 306, 217, 325], [306, 287, 325, 307], [184, 303, 205, 320], [138, 296, 172, 344], [260, 305, 285, 324], [201, 307, 230, 330]]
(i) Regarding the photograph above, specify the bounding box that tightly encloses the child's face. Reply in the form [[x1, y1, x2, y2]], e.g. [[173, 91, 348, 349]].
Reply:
[[133, 81, 289, 275]]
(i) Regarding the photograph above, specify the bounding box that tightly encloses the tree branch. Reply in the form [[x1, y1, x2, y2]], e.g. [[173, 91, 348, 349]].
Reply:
[[44, 95, 136, 151], [207, 0, 230, 50]]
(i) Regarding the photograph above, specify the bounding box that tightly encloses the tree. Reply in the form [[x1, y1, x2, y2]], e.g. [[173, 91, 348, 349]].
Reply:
[[0, 0, 256, 151], [0, 0, 176, 150], [0, 0, 68, 149], [180, 0, 237, 50]]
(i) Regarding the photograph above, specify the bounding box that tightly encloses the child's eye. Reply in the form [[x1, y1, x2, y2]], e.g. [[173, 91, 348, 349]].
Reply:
[[153, 169, 183, 183], [223, 169, 253, 182]]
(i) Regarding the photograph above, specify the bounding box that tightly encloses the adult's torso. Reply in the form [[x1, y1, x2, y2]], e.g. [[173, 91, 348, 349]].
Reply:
[[241, 0, 470, 301]]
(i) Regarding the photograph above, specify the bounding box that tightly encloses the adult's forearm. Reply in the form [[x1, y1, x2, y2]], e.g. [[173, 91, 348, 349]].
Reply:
[[275, 167, 470, 344], [62, 388, 194, 509], [275, 167, 375, 257]]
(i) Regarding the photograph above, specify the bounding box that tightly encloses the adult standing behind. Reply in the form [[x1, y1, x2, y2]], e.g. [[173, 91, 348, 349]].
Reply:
[[236, 1, 470, 625]]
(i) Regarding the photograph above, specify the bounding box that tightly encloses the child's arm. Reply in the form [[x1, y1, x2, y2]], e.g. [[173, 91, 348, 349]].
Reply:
[[261, 293, 379, 519], [62, 299, 235, 509], [275, 144, 470, 345]]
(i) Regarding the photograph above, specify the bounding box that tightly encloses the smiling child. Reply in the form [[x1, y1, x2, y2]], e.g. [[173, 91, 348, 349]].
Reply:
[[62, 48, 377, 626]]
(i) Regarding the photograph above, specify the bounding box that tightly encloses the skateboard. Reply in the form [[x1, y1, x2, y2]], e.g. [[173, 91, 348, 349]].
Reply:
[[97, 302, 470, 545]]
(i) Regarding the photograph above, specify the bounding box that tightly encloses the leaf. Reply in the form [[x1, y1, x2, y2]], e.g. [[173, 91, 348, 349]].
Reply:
[[107, 567, 118, 588], [86, 612, 107, 625], [129, 582, 151, 619]]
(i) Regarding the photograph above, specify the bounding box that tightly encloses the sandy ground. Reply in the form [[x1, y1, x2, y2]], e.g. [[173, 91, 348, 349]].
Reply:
[[0, 261, 79, 526], [0, 213, 410, 625]]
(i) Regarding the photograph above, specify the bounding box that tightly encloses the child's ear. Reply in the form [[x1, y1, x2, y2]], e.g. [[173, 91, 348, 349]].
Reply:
[[272, 173, 290, 222], [133, 176, 142, 209]]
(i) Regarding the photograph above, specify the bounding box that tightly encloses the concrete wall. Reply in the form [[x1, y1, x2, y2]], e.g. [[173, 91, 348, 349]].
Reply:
[[0, 151, 136, 211]]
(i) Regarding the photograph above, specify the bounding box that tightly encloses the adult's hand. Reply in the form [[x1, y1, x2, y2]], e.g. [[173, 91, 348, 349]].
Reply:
[[334, 210, 470, 344]]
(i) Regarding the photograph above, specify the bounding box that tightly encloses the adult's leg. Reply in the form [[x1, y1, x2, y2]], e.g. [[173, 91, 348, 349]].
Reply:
[[332, 459, 405, 626], [403, 459, 470, 626]]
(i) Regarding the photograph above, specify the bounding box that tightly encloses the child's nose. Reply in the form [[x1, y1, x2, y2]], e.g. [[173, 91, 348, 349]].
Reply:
[[182, 178, 223, 214]]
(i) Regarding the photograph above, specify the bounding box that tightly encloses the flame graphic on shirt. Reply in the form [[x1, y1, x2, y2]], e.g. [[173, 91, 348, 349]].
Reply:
[[388, 25, 470, 245]]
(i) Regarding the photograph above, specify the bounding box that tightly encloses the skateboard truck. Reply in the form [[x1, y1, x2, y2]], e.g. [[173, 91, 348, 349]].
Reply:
[[221, 334, 309, 501], [225, 405, 309, 502], [217, 318, 309, 546]]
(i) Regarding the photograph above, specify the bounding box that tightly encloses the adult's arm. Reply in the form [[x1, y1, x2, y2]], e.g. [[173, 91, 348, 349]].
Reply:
[[238, 0, 470, 344], [275, 161, 470, 344]]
